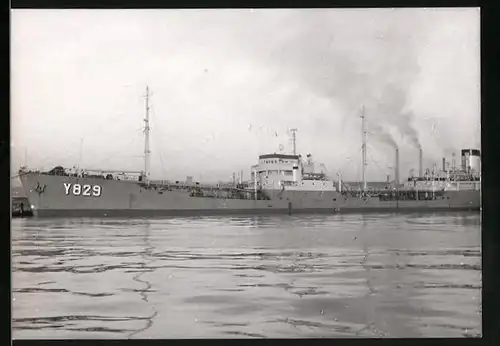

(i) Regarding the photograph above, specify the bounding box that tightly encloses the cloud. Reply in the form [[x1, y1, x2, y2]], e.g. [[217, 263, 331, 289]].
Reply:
[[11, 9, 480, 182]]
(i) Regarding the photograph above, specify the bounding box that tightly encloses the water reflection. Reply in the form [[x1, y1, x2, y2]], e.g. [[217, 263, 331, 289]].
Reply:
[[12, 212, 481, 338], [128, 222, 158, 338]]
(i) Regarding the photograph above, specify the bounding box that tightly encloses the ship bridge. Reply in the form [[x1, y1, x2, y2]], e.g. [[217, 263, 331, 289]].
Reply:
[[251, 152, 335, 191], [256, 154, 300, 174]]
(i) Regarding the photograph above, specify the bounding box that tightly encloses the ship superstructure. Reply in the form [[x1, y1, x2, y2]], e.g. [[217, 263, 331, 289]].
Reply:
[[17, 88, 481, 217]]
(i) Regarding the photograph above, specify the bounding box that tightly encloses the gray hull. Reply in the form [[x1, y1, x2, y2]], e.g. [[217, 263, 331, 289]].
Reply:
[[19, 173, 481, 217]]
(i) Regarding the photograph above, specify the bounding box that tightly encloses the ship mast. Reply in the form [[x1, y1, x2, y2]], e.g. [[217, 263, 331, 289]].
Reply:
[[144, 86, 151, 184], [290, 128, 298, 155], [361, 106, 367, 192], [78, 138, 83, 171]]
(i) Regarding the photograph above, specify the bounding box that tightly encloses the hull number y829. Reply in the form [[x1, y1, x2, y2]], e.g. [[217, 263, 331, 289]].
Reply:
[[63, 183, 102, 197]]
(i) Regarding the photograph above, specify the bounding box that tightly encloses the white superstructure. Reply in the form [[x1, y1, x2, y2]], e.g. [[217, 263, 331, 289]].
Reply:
[[250, 153, 337, 192]]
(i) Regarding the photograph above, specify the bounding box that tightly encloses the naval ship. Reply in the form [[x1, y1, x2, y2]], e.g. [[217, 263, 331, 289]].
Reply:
[[17, 88, 481, 217]]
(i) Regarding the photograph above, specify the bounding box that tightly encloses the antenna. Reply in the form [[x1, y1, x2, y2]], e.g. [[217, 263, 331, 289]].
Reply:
[[24, 147, 28, 167], [144, 86, 151, 184], [78, 138, 83, 171], [289, 128, 298, 155], [360, 106, 367, 192]]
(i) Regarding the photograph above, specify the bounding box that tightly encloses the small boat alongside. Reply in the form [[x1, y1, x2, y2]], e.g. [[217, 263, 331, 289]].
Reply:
[[12, 196, 33, 218]]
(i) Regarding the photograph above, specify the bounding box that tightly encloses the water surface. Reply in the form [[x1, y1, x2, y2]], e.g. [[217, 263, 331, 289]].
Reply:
[[12, 212, 481, 338]]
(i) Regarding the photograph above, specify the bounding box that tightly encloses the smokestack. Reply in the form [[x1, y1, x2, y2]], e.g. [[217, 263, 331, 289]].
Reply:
[[442, 157, 446, 172], [419, 148, 423, 178], [395, 148, 400, 185]]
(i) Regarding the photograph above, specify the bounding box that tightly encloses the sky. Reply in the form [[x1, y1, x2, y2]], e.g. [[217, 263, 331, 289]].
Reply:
[[11, 8, 480, 183]]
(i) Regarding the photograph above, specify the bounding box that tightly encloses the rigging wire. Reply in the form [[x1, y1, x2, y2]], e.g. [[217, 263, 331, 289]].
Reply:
[[13, 118, 143, 171], [14, 87, 146, 171], [149, 103, 169, 179], [150, 112, 228, 165], [335, 145, 388, 183], [147, 94, 226, 179], [366, 144, 391, 178], [335, 147, 362, 182], [78, 85, 143, 139], [89, 130, 144, 170], [11, 143, 79, 172], [81, 111, 131, 139]]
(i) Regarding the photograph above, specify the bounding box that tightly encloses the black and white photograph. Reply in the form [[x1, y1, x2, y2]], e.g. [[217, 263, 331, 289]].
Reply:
[[11, 8, 481, 339]]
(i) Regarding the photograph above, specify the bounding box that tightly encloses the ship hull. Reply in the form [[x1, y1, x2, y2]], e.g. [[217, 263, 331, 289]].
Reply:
[[29, 206, 478, 218], [19, 173, 481, 218]]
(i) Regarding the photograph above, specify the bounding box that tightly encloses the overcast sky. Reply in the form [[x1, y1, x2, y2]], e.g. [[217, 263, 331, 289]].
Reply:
[[11, 8, 480, 182]]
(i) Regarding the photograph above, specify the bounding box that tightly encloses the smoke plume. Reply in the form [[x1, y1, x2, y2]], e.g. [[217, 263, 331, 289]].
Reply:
[[377, 84, 422, 149], [241, 9, 428, 151], [369, 121, 398, 149]]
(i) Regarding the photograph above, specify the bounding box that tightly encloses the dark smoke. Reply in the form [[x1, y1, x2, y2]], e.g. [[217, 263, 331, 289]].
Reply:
[[241, 10, 428, 150], [369, 121, 398, 149], [377, 84, 422, 149]]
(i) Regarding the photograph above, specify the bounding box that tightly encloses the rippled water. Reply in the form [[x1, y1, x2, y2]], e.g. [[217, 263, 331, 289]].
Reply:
[[12, 212, 481, 339]]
